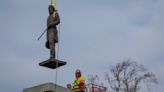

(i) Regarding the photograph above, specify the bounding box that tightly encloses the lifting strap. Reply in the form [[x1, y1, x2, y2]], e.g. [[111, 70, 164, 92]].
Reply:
[[50, 0, 56, 9], [50, 0, 57, 17], [50, 0, 52, 5], [54, 0, 57, 9]]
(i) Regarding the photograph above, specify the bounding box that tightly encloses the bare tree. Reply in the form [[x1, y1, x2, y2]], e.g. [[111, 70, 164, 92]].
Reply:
[[88, 74, 100, 84], [105, 59, 158, 92], [88, 74, 107, 92]]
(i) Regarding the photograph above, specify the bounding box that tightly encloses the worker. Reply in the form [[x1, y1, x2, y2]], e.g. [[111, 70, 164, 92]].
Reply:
[[73, 69, 86, 92], [46, 5, 60, 61], [67, 83, 72, 90]]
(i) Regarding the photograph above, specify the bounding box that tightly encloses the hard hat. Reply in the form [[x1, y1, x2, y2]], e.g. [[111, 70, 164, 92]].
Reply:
[[76, 69, 81, 73]]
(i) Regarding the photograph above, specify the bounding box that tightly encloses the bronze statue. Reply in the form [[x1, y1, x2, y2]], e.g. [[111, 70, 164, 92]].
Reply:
[[39, 5, 66, 69], [46, 5, 60, 60]]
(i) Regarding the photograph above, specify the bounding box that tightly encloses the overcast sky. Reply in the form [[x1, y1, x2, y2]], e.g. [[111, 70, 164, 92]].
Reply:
[[0, 0, 164, 92]]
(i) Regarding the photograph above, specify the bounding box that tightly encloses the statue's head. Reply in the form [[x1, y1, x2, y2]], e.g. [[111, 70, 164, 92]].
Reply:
[[49, 5, 55, 14]]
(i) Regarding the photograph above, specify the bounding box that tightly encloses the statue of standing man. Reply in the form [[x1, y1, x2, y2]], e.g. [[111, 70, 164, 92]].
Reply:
[[39, 4, 66, 69], [46, 5, 60, 61]]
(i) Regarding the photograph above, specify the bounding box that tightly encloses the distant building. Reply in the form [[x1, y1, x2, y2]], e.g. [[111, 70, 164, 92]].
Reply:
[[23, 82, 71, 92]]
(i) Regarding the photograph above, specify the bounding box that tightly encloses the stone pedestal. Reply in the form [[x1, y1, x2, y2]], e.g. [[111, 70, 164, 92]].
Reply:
[[23, 82, 71, 92]]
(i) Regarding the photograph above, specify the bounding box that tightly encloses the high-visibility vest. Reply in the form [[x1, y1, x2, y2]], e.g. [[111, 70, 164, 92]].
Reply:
[[73, 76, 85, 92]]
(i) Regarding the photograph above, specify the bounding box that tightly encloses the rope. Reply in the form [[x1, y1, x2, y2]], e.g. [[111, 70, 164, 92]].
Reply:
[[49, 0, 59, 91], [54, 22, 61, 92], [54, 1, 59, 91]]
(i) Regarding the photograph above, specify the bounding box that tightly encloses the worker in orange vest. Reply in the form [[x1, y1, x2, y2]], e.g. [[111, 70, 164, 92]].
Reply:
[[73, 69, 86, 92]]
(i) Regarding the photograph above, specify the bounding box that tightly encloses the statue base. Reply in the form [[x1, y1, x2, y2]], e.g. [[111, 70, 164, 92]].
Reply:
[[39, 58, 67, 69]]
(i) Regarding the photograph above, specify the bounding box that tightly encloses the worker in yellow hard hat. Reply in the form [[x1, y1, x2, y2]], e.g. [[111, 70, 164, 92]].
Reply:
[[73, 69, 86, 92]]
